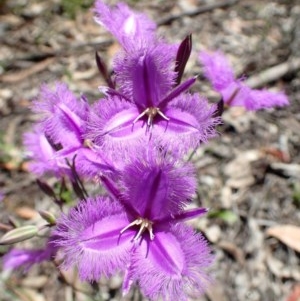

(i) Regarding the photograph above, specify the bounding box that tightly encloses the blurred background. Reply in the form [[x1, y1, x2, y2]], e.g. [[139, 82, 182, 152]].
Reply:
[[0, 0, 299, 300]]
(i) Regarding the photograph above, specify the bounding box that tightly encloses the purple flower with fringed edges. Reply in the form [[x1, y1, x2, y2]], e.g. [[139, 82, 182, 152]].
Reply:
[[87, 1, 220, 155], [29, 82, 115, 178], [32, 82, 89, 150], [199, 51, 289, 110], [54, 149, 213, 300]]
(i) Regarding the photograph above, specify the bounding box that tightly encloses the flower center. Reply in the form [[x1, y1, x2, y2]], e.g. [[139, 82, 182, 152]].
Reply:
[[133, 107, 169, 128], [120, 217, 155, 241], [83, 139, 94, 148]]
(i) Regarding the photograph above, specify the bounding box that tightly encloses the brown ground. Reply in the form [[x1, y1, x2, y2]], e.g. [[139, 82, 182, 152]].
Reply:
[[0, 0, 300, 301]]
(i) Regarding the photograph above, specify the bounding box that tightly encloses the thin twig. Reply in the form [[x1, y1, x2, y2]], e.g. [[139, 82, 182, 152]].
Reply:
[[0, 58, 55, 83], [157, 0, 239, 26], [245, 57, 300, 88], [1, 39, 113, 68], [0, 223, 13, 231]]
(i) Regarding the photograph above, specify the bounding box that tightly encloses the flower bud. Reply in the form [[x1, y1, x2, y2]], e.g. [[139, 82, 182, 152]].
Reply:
[[0, 225, 38, 245], [38, 210, 56, 225]]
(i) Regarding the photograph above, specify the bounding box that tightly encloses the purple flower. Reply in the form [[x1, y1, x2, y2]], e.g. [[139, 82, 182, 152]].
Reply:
[[32, 82, 89, 149], [3, 237, 58, 271], [88, 48, 219, 155], [89, 2, 220, 155], [54, 151, 213, 300], [28, 83, 115, 178], [199, 51, 289, 110], [94, 1, 156, 50]]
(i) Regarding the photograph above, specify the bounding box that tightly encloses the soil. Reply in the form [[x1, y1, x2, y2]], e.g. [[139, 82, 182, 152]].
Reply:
[[0, 0, 299, 301]]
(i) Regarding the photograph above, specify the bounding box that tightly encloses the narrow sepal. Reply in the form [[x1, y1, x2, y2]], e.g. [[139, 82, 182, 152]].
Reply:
[[155, 207, 208, 224], [212, 98, 224, 117], [99, 86, 131, 102], [174, 34, 192, 86], [36, 179, 56, 199], [95, 51, 114, 88], [159, 76, 197, 109]]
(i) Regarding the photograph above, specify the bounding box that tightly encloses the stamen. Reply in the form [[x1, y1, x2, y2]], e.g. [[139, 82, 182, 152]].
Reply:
[[157, 109, 170, 121], [134, 222, 146, 241], [132, 107, 169, 128], [133, 108, 150, 124], [120, 219, 142, 234], [120, 217, 155, 241]]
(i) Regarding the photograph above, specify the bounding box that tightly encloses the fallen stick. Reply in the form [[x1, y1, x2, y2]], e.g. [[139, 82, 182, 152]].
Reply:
[[0, 57, 55, 83], [157, 0, 239, 26], [245, 57, 300, 88], [1, 39, 113, 68]]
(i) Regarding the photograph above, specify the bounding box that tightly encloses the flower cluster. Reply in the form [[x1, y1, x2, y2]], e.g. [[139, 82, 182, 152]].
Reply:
[[1, 1, 289, 300]]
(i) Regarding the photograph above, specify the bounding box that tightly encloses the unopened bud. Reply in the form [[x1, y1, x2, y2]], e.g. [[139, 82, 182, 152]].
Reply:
[[0, 225, 38, 245], [38, 210, 56, 225], [36, 179, 56, 199]]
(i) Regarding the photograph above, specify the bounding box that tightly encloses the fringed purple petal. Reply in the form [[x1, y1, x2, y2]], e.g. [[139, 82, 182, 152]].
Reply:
[[94, 1, 156, 50], [221, 83, 289, 110], [159, 94, 221, 152], [241, 87, 289, 110], [3, 238, 57, 271], [23, 125, 69, 177], [132, 224, 213, 301], [88, 93, 220, 156], [114, 44, 176, 107], [75, 148, 116, 179], [120, 147, 196, 219], [199, 51, 235, 91], [54, 197, 134, 280], [32, 82, 89, 146], [87, 97, 148, 154]]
